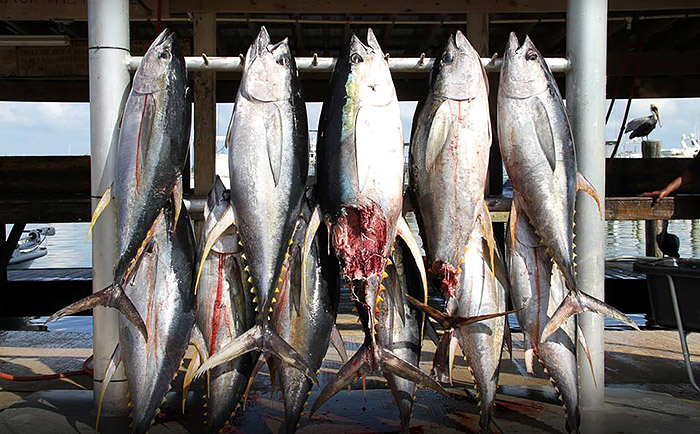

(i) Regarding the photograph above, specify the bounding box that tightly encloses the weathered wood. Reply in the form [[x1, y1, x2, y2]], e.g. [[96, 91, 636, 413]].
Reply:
[[169, 0, 700, 14], [0, 156, 90, 195], [642, 141, 662, 257], [0, 195, 90, 223], [486, 195, 700, 222], [0, 0, 164, 21], [606, 157, 697, 195], [193, 12, 217, 198]]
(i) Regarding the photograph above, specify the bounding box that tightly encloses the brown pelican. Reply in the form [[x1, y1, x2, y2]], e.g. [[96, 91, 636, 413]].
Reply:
[[625, 104, 662, 140]]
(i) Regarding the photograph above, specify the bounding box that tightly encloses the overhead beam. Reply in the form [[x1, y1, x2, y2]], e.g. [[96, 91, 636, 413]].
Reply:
[[169, 0, 700, 15], [0, 0, 164, 20]]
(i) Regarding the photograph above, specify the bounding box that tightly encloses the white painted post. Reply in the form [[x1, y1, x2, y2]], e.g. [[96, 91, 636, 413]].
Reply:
[[567, 0, 608, 419], [88, 0, 130, 416]]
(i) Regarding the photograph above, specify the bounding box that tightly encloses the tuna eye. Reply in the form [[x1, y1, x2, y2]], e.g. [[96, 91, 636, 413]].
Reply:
[[526, 50, 538, 61], [159, 50, 171, 60], [276, 57, 287, 66], [442, 52, 454, 63], [350, 53, 363, 64]]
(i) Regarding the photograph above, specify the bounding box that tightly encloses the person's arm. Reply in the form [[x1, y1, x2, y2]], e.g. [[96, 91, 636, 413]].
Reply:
[[641, 167, 695, 199]]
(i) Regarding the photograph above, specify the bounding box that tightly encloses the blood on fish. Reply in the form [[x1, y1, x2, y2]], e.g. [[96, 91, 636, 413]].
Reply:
[[429, 260, 460, 297], [332, 201, 388, 280], [209, 252, 227, 356]]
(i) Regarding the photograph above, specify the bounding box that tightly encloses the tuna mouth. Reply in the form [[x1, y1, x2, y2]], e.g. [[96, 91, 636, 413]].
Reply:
[[331, 202, 388, 281], [153, 28, 174, 47]]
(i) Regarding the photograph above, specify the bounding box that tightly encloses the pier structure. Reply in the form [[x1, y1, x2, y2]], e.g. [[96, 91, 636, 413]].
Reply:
[[1, 1, 700, 430]]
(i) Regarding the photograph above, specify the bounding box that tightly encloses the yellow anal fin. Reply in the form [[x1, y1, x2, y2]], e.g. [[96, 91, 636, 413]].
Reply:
[[96, 343, 122, 433], [301, 205, 322, 306], [172, 172, 183, 232], [195, 204, 236, 295], [478, 199, 496, 276], [508, 197, 519, 253], [576, 171, 603, 219], [87, 184, 112, 241], [182, 351, 200, 414]]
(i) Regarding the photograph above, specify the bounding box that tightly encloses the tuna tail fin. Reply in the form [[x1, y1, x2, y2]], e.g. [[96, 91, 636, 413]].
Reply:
[[194, 325, 317, 385], [541, 290, 639, 344], [379, 346, 448, 396], [195, 203, 236, 295], [431, 330, 458, 384], [330, 323, 349, 363], [310, 343, 447, 419], [423, 319, 441, 347], [576, 172, 603, 219], [95, 344, 122, 434], [86, 184, 112, 241], [310, 343, 372, 419], [301, 205, 322, 306], [45, 284, 148, 341], [405, 294, 517, 330]]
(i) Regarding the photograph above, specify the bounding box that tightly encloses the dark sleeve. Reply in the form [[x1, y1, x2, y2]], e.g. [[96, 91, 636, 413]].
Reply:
[[688, 151, 700, 177]]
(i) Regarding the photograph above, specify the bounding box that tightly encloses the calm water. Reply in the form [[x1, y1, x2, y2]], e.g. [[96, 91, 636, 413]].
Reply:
[[8, 219, 700, 270]]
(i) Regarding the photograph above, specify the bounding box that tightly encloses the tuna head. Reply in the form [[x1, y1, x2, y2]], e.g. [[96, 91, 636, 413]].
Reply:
[[132, 28, 186, 95], [343, 28, 395, 107], [202, 175, 239, 254], [430, 30, 486, 101], [500, 33, 550, 100], [241, 26, 296, 103]]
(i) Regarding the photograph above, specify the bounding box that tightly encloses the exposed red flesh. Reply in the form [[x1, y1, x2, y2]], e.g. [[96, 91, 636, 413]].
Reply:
[[331, 202, 388, 281], [429, 261, 460, 297]]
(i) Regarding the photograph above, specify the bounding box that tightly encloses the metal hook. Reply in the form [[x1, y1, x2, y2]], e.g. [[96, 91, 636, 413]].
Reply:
[[202, 53, 209, 66], [384, 52, 390, 60], [312, 53, 319, 66], [487, 53, 498, 67], [418, 53, 426, 66]]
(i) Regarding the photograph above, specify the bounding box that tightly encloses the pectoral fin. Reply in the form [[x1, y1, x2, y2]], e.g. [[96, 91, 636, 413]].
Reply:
[[301, 205, 322, 306], [266, 104, 283, 186], [531, 97, 556, 172], [425, 101, 452, 172]]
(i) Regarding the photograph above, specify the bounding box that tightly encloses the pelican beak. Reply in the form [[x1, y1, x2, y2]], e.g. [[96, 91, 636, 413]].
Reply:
[[657, 111, 662, 128]]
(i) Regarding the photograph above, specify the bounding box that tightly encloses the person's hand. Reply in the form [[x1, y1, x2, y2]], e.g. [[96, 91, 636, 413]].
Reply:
[[640, 189, 669, 199]]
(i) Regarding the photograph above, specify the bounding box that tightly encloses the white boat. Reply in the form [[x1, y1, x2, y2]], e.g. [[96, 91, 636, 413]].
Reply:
[[8, 226, 55, 269]]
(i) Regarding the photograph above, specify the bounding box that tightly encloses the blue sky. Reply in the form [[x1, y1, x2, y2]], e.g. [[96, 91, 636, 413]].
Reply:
[[1, 98, 699, 156]]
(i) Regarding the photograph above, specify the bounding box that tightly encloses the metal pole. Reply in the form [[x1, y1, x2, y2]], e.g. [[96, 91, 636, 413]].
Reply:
[[567, 0, 608, 417], [127, 55, 570, 73], [88, 0, 130, 416]]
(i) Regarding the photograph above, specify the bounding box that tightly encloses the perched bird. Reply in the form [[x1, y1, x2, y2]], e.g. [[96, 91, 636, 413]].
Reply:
[[657, 220, 680, 258], [625, 104, 662, 140]]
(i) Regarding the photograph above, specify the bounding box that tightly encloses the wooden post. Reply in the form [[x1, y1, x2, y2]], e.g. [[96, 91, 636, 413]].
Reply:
[[643, 140, 662, 257], [0, 223, 25, 285], [467, 13, 505, 247], [193, 12, 217, 233]]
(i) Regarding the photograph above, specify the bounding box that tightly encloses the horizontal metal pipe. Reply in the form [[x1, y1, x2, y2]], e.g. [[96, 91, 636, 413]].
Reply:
[[136, 13, 700, 25], [127, 55, 569, 73]]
